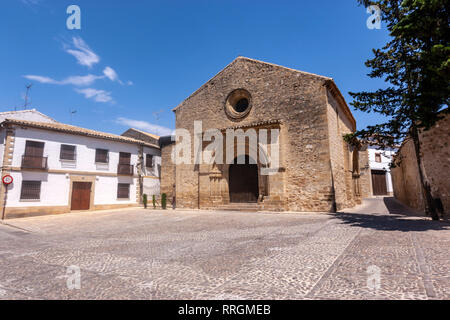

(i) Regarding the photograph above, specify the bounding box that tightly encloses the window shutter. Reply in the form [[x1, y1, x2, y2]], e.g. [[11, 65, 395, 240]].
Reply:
[[60, 145, 76, 160], [95, 149, 109, 163]]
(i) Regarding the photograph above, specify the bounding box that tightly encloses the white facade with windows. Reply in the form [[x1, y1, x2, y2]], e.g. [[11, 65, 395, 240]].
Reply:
[[368, 146, 396, 196], [0, 111, 161, 219], [120, 128, 162, 199], [142, 146, 162, 196]]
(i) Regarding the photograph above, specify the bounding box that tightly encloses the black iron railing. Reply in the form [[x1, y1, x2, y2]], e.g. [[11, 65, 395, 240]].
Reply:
[[117, 164, 134, 175], [21, 155, 48, 169]]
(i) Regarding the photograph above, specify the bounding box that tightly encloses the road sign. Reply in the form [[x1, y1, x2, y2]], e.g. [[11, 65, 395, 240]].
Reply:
[[2, 175, 13, 185]]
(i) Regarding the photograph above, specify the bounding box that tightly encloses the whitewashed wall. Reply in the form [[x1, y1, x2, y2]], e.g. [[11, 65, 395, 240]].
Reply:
[[5, 126, 140, 207], [142, 146, 161, 177], [142, 146, 161, 196], [94, 175, 137, 205], [142, 178, 160, 197], [12, 127, 139, 174], [6, 171, 69, 207], [368, 147, 396, 194]]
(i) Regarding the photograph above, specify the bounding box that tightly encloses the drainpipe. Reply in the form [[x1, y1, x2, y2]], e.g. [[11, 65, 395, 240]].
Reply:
[[1, 185, 8, 220]]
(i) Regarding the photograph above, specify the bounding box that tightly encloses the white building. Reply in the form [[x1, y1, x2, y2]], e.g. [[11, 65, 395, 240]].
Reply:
[[121, 128, 162, 197], [367, 146, 396, 196], [0, 112, 161, 219]]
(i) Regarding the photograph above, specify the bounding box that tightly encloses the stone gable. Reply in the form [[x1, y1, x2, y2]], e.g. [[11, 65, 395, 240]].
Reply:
[[169, 57, 365, 212]]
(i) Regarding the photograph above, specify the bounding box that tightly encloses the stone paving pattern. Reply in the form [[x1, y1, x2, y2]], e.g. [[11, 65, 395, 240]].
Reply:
[[0, 197, 448, 300]]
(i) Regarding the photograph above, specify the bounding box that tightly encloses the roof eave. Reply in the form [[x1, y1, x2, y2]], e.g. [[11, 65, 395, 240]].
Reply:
[[2, 119, 159, 149]]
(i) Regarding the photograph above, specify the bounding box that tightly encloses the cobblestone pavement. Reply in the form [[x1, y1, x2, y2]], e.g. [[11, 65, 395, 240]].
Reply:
[[0, 197, 448, 300]]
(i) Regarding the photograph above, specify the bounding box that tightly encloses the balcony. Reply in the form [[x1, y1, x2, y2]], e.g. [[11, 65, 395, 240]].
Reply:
[[117, 164, 134, 175], [21, 155, 48, 170]]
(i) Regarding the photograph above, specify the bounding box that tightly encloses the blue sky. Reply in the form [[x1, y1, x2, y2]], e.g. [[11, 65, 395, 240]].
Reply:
[[1, 0, 390, 136]]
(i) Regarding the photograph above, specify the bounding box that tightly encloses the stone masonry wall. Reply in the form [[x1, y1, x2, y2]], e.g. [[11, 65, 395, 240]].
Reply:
[[173, 57, 357, 212], [358, 149, 372, 199], [391, 139, 423, 211], [160, 143, 175, 206], [327, 92, 349, 210], [391, 114, 450, 216], [326, 90, 363, 210]]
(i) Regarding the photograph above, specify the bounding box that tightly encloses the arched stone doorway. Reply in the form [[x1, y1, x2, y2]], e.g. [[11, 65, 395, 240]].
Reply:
[[229, 155, 259, 203]]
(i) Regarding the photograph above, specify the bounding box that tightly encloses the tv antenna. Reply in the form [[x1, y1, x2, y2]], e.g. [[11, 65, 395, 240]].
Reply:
[[23, 83, 32, 110], [152, 109, 164, 136], [69, 109, 77, 124], [152, 109, 164, 121]]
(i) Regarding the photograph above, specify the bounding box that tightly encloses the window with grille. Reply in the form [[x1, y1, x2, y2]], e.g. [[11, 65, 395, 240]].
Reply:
[[60, 144, 76, 160], [146, 154, 153, 168], [117, 183, 130, 199], [375, 153, 382, 163], [95, 149, 109, 163], [20, 181, 41, 200]]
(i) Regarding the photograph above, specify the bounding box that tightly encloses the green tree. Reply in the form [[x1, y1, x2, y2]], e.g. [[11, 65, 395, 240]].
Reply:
[[161, 193, 167, 210], [348, 0, 449, 220], [142, 194, 148, 209]]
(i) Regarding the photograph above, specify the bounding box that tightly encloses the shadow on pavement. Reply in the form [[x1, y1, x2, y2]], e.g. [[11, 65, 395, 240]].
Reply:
[[383, 197, 426, 217], [330, 197, 450, 232]]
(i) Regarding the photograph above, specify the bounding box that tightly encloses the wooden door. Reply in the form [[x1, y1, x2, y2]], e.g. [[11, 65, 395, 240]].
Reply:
[[229, 157, 259, 203], [71, 182, 92, 210], [371, 170, 387, 196]]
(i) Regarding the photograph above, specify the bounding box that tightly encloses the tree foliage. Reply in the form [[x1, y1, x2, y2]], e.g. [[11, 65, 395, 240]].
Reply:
[[350, 0, 449, 220], [348, 0, 449, 147]]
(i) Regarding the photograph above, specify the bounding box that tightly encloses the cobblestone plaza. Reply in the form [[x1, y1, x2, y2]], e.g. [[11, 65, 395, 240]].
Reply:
[[0, 198, 448, 300]]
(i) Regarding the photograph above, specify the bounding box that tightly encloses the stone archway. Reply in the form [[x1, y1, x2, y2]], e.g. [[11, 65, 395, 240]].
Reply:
[[228, 155, 259, 203]]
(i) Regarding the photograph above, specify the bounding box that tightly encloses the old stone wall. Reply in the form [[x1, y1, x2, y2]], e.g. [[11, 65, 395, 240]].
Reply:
[[173, 57, 361, 212], [391, 114, 450, 216], [160, 143, 175, 206], [358, 149, 372, 198], [391, 139, 423, 211], [325, 89, 365, 210]]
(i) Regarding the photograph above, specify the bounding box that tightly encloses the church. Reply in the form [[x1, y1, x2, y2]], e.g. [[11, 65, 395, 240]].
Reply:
[[161, 57, 371, 212]]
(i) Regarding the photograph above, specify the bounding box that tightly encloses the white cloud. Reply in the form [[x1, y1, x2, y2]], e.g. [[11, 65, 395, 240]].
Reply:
[[62, 74, 104, 86], [65, 37, 100, 68], [75, 88, 113, 103], [23, 75, 59, 84], [24, 74, 104, 86], [103, 66, 130, 85], [103, 66, 119, 82], [115, 117, 173, 136]]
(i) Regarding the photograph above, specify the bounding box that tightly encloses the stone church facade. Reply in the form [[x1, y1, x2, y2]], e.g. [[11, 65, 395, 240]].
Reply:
[[161, 57, 370, 212]]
